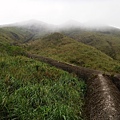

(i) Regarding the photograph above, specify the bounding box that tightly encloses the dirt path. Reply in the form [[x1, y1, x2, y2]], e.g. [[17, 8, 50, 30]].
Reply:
[[85, 74, 120, 120], [24, 53, 120, 120], [25, 53, 101, 80]]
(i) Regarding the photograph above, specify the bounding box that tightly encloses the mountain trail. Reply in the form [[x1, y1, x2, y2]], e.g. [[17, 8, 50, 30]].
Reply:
[[85, 74, 120, 120], [24, 53, 120, 120]]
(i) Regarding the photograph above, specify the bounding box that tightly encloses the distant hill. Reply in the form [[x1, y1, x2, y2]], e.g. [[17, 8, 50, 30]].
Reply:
[[26, 32, 120, 73], [61, 26, 120, 60], [0, 20, 58, 44], [0, 27, 33, 44], [1, 20, 120, 58], [0, 20, 120, 72]]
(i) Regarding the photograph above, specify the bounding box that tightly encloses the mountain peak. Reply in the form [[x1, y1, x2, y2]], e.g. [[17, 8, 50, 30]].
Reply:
[[60, 20, 83, 28], [43, 32, 65, 41], [14, 19, 48, 27]]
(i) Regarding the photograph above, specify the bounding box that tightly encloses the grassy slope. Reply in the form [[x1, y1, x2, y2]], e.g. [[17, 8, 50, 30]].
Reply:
[[0, 26, 120, 119], [0, 42, 85, 119], [0, 26, 120, 73], [1, 25, 120, 61], [62, 29, 120, 60], [27, 33, 120, 73], [0, 27, 33, 44]]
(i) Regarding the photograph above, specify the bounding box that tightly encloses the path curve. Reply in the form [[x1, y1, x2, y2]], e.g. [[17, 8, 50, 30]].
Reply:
[[24, 53, 120, 120]]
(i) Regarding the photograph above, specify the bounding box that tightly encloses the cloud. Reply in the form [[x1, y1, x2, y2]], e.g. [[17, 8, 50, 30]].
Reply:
[[0, 0, 120, 27]]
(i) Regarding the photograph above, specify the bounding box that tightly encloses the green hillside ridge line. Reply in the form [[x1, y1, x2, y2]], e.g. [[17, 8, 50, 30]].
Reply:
[[0, 26, 120, 74], [1, 24, 120, 62], [0, 27, 34, 43], [0, 27, 120, 73], [62, 30, 120, 60], [27, 32, 120, 73]]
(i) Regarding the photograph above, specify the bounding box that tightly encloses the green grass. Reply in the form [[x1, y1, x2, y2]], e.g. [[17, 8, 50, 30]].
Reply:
[[0, 27, 33, 44], [0, 51, 85, 120], [1, 26, 120, 73], [62, 29, 120, 60], [27, 33, 120, 73], [0, 42, 25, 56]]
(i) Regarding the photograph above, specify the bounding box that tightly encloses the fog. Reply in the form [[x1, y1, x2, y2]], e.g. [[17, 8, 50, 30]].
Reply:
[[0, 0, 120, 28]]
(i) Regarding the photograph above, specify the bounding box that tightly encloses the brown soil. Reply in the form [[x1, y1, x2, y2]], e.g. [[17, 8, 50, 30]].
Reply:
[[85, 74, 120, 120]]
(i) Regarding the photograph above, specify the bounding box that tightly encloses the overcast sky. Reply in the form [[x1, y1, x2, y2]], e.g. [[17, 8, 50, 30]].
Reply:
[[0, 0, 120, 27]]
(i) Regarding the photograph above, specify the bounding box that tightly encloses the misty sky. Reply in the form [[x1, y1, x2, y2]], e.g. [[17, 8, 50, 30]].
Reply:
[[0, 0, 120, 27]]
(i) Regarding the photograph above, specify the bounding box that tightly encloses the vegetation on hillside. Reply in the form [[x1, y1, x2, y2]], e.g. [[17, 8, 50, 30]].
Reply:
[[0, 43, 25, 56], [27, 33, 120, 73], [1, 23, 120, 119], [0, 27, 34, 44], [62, 29, 120, 60], [0, 43, 85, 119]]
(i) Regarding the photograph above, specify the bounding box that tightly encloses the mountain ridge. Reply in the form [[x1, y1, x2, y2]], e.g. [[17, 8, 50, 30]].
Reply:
[[0, 20, 120, 71], [26, 32, 120, 73], [1, 19, 120, 31]]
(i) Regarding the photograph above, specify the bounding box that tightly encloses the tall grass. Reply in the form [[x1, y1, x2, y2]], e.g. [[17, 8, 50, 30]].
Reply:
[[0, 55, 85, 120]]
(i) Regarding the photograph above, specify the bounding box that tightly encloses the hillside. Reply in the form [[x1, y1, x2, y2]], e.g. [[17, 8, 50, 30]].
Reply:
[[0, 20, 59, 44], [26, 32, 120, 73], [61, 27, 120, 61], [1, 20, 120, 119], [0, 41, 85, 119], [0, 26, 34, 44], [1, 20, 120, 62], [0, 21, 120, 73]]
